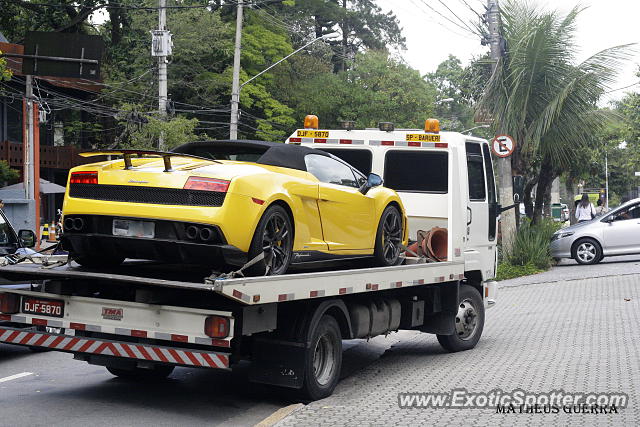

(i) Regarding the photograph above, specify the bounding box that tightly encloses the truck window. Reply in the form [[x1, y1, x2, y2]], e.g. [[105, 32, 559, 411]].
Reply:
[[466, 142, 486, 201], [384, 151, 448, 193], [319, 148, 372, 176], [482, 143, 497, 241]]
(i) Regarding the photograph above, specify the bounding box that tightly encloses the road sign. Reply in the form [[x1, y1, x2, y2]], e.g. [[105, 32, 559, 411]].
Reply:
[[491, 134, 516, 158]]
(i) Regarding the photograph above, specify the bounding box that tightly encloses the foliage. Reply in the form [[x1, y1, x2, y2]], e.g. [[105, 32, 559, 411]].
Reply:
[[479, 1, 632, 223], [495, 262, 545, 281], [115, 105, 201, 150], [503, 218, 560, 270], [0, 50, 11, 81], [0, 160, 19, 185]]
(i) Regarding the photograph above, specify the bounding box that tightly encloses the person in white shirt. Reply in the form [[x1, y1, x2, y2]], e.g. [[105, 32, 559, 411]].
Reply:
[[575, 194, 596, 223]]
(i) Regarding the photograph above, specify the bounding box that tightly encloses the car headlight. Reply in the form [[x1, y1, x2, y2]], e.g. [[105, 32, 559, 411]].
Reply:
[[552, 231, 574, 241]]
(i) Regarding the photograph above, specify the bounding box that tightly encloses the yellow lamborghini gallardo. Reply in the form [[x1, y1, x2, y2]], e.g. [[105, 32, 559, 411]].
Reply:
[[61, 140, 407, 275]]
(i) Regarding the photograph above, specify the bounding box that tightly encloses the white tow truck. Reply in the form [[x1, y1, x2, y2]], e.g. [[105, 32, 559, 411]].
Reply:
[[0, 117, 498, 400]]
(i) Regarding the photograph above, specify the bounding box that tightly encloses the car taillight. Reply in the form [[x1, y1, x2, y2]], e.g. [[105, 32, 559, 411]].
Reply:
[[0, 293, 20, 314], [184, 177, 230, 192], [204, 316, 229, 338], [70, 171, 98, 184]]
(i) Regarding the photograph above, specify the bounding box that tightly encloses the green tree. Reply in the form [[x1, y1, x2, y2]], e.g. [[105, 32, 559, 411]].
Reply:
[[479, 1, 631, 223], [0, 160, 19, 185]]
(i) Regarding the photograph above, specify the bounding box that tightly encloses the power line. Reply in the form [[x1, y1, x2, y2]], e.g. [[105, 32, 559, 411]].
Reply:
[[605, 81, 640, 93], [435, 0, 479, 35], [416, 0, 479, 37]]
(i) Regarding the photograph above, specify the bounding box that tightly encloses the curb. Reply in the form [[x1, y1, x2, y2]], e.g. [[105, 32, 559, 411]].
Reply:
[[255, 403, 304, 427], [499, 271, 640, 289]]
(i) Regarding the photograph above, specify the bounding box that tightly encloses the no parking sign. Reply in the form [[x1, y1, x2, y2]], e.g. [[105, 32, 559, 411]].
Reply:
[[491, 135, 516, 158]]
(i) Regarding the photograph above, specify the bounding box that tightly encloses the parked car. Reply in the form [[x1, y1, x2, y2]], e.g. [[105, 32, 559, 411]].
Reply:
[[0, 209, 37, 286], [61, 140, 408, 275], [550, 197, 640, 264]]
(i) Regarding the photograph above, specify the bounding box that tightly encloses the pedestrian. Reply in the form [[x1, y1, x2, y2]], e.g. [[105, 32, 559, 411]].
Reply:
[[0, 199, 4, 210], [595, 199, 608, 216], [575, 194, 595, 223]]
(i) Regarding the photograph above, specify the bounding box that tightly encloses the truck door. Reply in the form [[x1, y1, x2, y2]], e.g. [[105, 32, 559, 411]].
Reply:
[[465, 141, 494, 278]]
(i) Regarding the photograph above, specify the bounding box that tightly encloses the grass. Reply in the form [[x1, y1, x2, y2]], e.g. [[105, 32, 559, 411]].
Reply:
[[497, 218, 561, 281]]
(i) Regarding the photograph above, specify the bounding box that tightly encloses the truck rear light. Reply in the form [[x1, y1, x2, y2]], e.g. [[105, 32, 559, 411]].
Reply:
[[0, 293, 20, 314], [70, 171, 98, 184], [205, 316, 229, 338], [184, 177, 230, 192]]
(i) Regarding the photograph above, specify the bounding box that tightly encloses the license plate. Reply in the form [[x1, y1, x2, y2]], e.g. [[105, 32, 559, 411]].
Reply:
[[22, 297, 64, 318], [112, 219, 155, 238]]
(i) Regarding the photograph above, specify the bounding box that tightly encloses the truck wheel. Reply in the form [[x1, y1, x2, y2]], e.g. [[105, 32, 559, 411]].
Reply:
[[373, 205, 403, 267], [437, 284, 484, 352], [106, 365, 174, 380], [300, 315, 342, 401]]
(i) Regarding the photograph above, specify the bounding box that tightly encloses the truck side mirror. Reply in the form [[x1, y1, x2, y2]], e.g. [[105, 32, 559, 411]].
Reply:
[[359, 173, 383, 195], [18, 230, 36, 248]]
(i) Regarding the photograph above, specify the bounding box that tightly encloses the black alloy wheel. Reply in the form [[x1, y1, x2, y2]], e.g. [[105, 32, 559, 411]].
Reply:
[[248, 205, 293, 276], [374, 205, 403, 267]]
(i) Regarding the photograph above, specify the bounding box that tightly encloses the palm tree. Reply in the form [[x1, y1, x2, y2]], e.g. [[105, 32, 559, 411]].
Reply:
[[480, 1, 631, 223]]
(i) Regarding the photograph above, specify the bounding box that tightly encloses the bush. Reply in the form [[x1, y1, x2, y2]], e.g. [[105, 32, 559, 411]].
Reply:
[[496, 262, 545, 281], [503, 218, 560, 270]]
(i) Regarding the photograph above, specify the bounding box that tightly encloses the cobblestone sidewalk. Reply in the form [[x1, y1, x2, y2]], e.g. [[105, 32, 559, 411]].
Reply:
[[278, 275, 640, 426]]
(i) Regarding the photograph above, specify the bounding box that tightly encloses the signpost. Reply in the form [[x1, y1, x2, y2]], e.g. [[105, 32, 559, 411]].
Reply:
[[491, 134, 516, 158]]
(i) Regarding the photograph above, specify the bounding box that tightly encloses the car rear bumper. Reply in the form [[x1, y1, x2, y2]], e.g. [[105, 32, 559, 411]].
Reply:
[[61, 232, 247, 267]]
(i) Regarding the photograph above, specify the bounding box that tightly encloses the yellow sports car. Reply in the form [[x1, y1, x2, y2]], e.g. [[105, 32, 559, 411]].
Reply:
[[61, 140, 408, 275]]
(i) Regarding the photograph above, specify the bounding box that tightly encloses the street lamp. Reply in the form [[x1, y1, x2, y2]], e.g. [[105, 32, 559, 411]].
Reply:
[[462, 124, 490, 135], [229, 33, 339, 139]]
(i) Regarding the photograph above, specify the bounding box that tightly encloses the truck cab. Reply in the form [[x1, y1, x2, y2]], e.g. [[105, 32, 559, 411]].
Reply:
[[287, 117, 499, 282]]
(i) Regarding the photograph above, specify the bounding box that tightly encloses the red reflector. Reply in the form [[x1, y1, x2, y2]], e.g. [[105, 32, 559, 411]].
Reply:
[[0, 294, 19, 314], [252, 197, 265, 205], [0, 314, 11, 321], [381, 140, 394, 146], [408, 141, 420, 147], [171, 334, 188, 342], [70, 171, 98, 185], [339, 139, 352, 144], [314, 138, 327, 143], [70, 322, 86, 330], [32, 318, 48, 326], [204, 316, 229, 338], [131, 330, 147, 338], [435, 143, 448, 148], [184, 176, 230, 192], [289, 137, 302, 143]]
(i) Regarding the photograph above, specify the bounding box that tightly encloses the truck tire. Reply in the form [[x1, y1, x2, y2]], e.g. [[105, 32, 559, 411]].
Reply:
[[300, 315, 342, 401], [437, 284, 484, 352], [106, 365, 174, 380]]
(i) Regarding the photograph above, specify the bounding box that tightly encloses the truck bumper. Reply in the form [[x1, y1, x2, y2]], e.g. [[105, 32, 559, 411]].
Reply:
[[0, 325, 230, 369], [483, 280, 497, 309]]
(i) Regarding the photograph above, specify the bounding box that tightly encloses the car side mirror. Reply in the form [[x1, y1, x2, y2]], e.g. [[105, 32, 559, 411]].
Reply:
[[359, 173, 383, 195], [18, 229, 36, 248], [602, 216, 614, 223]]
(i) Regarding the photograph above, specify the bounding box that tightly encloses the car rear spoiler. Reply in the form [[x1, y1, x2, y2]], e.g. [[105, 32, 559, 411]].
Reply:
[[79, 150, 218, 172]]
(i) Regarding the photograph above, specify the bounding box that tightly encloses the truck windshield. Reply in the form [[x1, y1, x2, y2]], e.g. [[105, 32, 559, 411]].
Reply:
[[384, 150, 448, 193]]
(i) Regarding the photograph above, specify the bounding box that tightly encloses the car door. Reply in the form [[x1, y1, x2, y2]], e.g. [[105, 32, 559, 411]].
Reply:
[[304, 154, 375, 251], [601, 203, 640, 254]]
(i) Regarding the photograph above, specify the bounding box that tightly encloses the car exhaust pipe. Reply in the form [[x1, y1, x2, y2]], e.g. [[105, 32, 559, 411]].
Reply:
[[64, 217, 75, 231], [186, 225, 199, 240], [73, 217, 84, 231], [199, 227, 214, 242]]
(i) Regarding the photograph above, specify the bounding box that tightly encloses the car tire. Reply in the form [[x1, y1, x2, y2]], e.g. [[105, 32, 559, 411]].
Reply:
[[571, 238, 602, 265], [72, 252, 125, 268], [106, 365, 174, 380], [247, 205, 294, 276], [373, 205, 403, 267], [437, 284, 485, 352], [299, 315, 342, 401]]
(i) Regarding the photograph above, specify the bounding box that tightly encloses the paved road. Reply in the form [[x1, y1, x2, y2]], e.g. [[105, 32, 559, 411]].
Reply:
[[0, 331, 401, 426], [278, 273, 640, 426]]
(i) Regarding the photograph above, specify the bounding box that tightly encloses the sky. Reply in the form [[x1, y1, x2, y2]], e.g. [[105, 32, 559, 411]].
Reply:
[[379, 0, 640, 103]]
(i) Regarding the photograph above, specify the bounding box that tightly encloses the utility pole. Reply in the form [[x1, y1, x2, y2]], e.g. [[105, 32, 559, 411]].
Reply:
[[230, 0, 243, 140], [157, 0, 168, 150], [487, 0, 516, 250], [24, 76, 34, 200]]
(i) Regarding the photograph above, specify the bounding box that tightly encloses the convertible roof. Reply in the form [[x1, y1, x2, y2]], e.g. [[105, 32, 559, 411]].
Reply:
[[172, 140, 332, 171]]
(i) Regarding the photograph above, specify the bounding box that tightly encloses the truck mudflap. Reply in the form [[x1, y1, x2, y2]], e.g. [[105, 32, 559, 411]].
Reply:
[[0, 326, 230, 369], [483, 280, 498, 308]]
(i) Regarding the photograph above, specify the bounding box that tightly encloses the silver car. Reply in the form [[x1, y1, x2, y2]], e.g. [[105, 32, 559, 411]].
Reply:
[[550, 198, 640, 265]]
